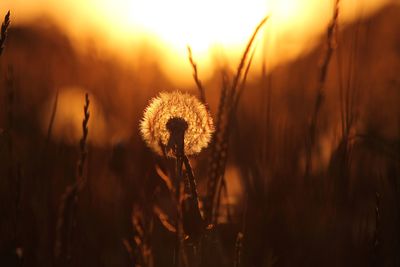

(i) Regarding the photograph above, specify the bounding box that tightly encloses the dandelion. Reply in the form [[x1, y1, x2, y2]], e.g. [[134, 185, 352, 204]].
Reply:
[[140, 91, 214, 157], [140, 91, 213, 264]]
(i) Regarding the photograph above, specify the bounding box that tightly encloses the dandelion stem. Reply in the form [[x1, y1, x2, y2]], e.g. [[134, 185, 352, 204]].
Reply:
[[174, 155, 183, 267]]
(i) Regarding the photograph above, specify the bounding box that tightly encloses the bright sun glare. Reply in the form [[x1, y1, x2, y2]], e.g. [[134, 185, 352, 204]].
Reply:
[[88, 0, 305, 82], [3, 0, 393, 84]]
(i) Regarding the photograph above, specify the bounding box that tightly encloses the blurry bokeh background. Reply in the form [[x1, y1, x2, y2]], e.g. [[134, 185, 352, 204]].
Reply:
[[1, 0, 400, 266]]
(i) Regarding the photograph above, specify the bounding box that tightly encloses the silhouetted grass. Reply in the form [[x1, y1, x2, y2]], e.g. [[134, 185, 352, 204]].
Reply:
[[1, 4, 400, 267], [0, 11, 10, 56]]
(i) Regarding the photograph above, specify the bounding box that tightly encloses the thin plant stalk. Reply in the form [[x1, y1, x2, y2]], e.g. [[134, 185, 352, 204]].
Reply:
[[183, 156, 202, 222], [5, 65, 22, 262], [187, 46, 206, 103], [213, 44, 256, 223], [205, 16, 269, 224], [234, 232, 244, 267], [55, 93, 90, 266], [0, 11, 10, 56], [305, 0, 339, 177], [371, 192, 381, 267], [174, 155, 183, 267]]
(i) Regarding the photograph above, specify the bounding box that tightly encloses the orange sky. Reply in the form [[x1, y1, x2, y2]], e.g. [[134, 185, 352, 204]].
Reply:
[[0, 0, 397, 145], [1, 0, 395, 84]]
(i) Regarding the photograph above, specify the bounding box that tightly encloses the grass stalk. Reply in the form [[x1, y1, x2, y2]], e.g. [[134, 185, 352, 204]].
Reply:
[[183, 155, 203, 228], [205, 16, 269, 224], [55, 93, 90, 266], [371, 192, 381, 267], [187, 46, 206, 103], [0, 11, 10, 56], [305, 0, 339, 177], [234, 232, 244, 267]]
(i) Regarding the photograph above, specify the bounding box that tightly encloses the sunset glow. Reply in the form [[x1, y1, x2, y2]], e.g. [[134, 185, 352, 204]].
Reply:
[[1, 1, 399, 264], [2, 0, 394, 83]]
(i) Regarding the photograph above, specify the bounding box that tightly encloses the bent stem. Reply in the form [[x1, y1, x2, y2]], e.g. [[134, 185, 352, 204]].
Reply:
[[183, 155, 202, 222], [183, 156, 204, 242]]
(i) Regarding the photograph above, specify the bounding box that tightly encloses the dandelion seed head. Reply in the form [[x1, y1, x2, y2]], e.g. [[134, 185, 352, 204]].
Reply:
[[140, 91, 214, 157]]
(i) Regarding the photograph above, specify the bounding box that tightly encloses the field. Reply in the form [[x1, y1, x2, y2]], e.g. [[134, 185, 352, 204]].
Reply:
[[1, 2, 400, 267]]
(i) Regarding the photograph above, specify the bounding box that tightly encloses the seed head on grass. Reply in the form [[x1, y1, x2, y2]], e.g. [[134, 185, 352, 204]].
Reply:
[[55, 93, 90, 265], [1, 11, 10, 56], [140, 91, 214, 157]]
